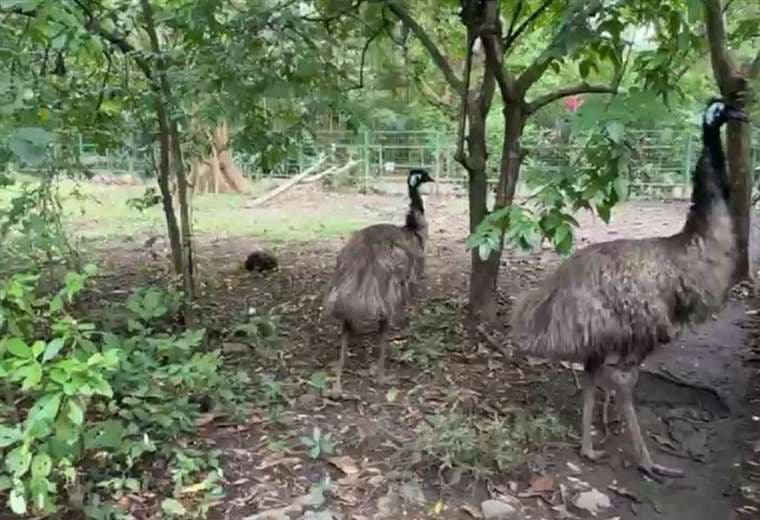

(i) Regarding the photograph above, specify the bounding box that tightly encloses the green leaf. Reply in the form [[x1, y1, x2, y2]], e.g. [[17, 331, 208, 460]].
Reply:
[[613, 176, 629, 201], [21, 362, 42, 390], [9, 486, 26, 515], [605, 120, 625, 144], [0, 475, 11, 490], [0, 425, 21, 448], [5, 446, 32, 476], [84, 420, 125, 450], [31, 340, 45, 358], [26, 392, 63, 427], [596, 203, 611, 224], [67, 400, 84, 425], [30, 453, 52, 478], [7, 337, 32, 358], [7, 127, 53, 166], [42, 338, 65, 362], [579, 60, 590, 79], [161, 498, 187, 516]]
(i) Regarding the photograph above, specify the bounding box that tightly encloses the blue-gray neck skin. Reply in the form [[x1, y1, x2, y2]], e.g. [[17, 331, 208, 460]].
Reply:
[[682, 118, 730, 235], [406, 179, 425, 231]]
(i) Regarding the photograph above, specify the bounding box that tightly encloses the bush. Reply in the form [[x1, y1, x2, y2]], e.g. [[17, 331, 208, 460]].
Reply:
[[0, 266, 243, 517]]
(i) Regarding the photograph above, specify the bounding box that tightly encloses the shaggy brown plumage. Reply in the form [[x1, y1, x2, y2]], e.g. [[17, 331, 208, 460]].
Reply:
[[324, 169, 434, 394], [510, 97, 747, 480], [244, 250, 278, 272]]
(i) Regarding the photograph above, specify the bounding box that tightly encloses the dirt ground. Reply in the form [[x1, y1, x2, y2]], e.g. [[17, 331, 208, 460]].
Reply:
[[90, 184, 760, 520]]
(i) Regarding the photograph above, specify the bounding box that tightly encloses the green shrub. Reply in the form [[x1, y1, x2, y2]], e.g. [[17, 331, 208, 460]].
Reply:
[[0, 266, 241, 517]]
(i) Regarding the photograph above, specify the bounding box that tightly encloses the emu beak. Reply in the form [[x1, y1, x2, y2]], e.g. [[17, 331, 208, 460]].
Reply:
[[725, 106, 748, 122]]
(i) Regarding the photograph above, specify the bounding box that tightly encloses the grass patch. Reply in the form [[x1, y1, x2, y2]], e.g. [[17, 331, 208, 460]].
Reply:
[[1, 178, 371, 246], [414, 409, 569, 478]]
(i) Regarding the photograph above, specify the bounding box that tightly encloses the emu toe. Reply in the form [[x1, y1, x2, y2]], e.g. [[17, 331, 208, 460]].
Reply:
[[580, 447, 608, 462], [638, 462, 685, 482]]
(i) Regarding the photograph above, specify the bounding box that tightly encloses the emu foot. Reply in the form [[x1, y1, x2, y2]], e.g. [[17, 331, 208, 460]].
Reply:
[[580, 447, 608, 462], [638, 462, 685, 482]]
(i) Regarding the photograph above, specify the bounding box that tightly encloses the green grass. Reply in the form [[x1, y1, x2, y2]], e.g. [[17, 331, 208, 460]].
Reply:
[[0, 177, 371, 246]]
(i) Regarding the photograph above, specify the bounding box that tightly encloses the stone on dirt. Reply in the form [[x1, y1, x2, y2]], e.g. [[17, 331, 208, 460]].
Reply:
[[480, 499, 523, 520]]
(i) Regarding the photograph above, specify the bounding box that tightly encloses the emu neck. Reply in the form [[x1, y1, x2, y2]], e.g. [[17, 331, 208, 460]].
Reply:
[[405, 183, 427, 235], [681, 123, 730, 237]]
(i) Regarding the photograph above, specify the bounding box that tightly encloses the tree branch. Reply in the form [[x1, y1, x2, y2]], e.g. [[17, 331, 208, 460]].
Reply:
[[350, 22, 386, 90], [504, 0, 553, 54], [526, 83, 616, 114], [504, 0, 523, 43], [386, 1, 463, 93], [703, 0, 737, 90], [515, 0, 603, 95], [455, 32, 475, 165]]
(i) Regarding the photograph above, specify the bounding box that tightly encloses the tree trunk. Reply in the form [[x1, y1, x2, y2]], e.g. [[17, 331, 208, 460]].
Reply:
[[727, 117, 753, 281], [466, 96, 499, 322], [154, 98, 183, 277], [141, 0, 195, 323], [703, 0, 753, 281]]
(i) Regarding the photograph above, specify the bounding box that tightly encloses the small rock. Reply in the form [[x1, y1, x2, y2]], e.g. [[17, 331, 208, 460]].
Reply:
[[376, 490, 402, 518], [400, 480, 426, 505], [222, 342, 250, 354], [572, 488, 612, 516], [480, 499, 522, 520]]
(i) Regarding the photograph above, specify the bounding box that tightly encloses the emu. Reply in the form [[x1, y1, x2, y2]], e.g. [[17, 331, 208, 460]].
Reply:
[[510, 98, 746, 479], [324, 169, 434, 395]]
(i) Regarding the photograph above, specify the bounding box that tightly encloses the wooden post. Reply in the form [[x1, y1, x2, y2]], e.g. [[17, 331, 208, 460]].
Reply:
[[363, 129, 370, 191]]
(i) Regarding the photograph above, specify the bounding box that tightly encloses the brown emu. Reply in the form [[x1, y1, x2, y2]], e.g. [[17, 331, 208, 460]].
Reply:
[[510, 98, 747, 479], [324, 169, 434, 394]]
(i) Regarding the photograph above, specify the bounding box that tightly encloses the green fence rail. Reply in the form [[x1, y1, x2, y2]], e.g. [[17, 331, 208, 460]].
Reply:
[[44, 127, 760, 200]]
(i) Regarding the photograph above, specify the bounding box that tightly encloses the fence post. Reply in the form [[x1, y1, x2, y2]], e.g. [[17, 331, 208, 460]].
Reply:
[[683, 134, 693, 191], [434, 131, 442, 180], [363, 129, 370, 191], [298, 141, 305, 173]]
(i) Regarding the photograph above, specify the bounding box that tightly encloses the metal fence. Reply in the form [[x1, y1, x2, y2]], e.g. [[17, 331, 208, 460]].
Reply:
[[72, 128, 760, 199]]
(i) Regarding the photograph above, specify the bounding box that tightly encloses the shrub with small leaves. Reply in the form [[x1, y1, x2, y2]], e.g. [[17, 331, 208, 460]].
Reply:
[[0, 269, 241, 516]]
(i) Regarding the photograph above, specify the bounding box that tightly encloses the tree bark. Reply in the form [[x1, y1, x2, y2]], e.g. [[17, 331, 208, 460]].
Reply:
[[141, 0, 195, 321], [466, 95, 497, 321], [703, 0, 753, 282]]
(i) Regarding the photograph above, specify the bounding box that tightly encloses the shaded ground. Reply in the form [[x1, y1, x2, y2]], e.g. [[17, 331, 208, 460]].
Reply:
[[81, 183, 760, 520]]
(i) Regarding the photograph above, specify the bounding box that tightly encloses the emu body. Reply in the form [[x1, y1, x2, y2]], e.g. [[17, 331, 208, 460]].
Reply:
[[324, 169, 433, 394], [510, 98, 745, 479]]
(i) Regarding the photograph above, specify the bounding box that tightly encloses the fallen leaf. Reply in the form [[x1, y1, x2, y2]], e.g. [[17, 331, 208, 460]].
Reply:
[[566, 461, 582, 475], [256, 456, 301, 470], [608, 484, 641, 504], [529, 474, 556, 493], [193, 413, 217, 427], [386, 388, 399, 402], [460, 503, 482, 518], [431, 499, 445, 515], [328, 456, 360, 476]]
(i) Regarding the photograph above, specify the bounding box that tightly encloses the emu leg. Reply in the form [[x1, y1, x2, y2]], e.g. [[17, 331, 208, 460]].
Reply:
[[332, 323, 349, 396], [375, 320, 388, 384], [580, 368, 606, 461], [612, 367, 684, 480]]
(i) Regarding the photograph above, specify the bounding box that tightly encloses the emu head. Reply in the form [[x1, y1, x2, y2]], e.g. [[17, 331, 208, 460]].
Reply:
[[703, 97, 748, 127], [408, 169, 434, 188]]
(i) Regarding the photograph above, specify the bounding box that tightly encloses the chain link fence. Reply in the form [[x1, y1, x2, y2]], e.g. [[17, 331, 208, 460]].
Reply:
[[71, 128, 760, 200]]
